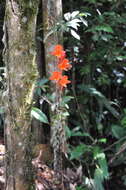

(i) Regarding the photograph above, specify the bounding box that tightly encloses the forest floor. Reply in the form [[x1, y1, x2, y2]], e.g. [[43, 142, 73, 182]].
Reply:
[[0, 136, 83, 190], [0, 138, 126, 190]]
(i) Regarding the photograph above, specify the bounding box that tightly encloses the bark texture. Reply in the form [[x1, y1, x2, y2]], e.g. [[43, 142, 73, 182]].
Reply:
[[42, 0, 62, 77], [3, 0, 39, 189], [42, 0, 65, 180], [31, 1, 46, 144]]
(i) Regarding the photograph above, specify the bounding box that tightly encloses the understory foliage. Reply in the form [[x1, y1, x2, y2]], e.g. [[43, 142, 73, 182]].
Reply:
[[0, 0, 126, 189], [61, 0, 126, 189]]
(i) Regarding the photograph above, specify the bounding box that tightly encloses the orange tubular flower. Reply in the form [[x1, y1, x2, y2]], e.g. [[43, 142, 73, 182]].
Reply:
[[54, 44, 63, 51], [58, 75, 71, 88], [49, 44, 72, 89], [51, 44, 65, 58], [58, 59, 72, 71], [49, 71, 62, 81]]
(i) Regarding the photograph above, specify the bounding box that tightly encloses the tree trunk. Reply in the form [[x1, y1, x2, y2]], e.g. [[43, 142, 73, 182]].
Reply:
[[3, 0, 39, 189], [31, 1, 46, 144], [42, 0, 65, 181]]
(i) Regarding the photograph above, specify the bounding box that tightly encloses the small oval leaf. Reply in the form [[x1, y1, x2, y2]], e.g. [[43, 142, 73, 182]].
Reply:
[[31, 107, 49, 124]]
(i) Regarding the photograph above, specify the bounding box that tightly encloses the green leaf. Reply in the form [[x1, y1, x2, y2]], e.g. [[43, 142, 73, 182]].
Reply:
[[64, 12, 71, 21], [111, 125, 126, 139], [72, 132, 91, 137], [95, 152, 109, 179], [78, 85, 119, 119], [124, 109, 126, 114], [103, 98, 119, 119], [62, 96, 74, 104], [93, 146, 101, 159], [116, 55, 126, 61], [98, 155, 109, 179], [65, 126, 72, 138], [35, 88, 41, 96], [70, 29, 80, 40], [31, 107, 49, 124], [70, 144, 86, 160], [94, 25, 114, 33], [79, 17, 88, 26], [71, 11, 80, 18], [38, 78, 49, 86], [94, 168, 104, 190], [62, 111, 69, 117], [67, 20, 80, 30], [98, 138, 107, 143], [121, 116, 126, 127], [79, 12, 91, 17]]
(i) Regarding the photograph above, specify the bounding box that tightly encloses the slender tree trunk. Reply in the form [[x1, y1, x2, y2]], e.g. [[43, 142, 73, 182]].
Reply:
[[42, 0, 65, 181], [42, 0, 62, 76], [3, 0, 39, 189], [31, 1, 47, 144]]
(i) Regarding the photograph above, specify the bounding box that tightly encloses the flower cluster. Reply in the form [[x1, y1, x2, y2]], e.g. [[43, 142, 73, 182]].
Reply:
[[49, 45, 72, 88]]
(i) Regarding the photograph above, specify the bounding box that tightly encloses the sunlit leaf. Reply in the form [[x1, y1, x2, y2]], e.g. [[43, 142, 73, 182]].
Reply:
[[67, 20, 80, 30], [79, 12, 91, 17], [64, 12, 71, 21], [98, 138, 107, 143], [79, 17, 88, 26], [70, 29, 80, 40], [71, 11, 79, 18], [31, 107, 49, 124]]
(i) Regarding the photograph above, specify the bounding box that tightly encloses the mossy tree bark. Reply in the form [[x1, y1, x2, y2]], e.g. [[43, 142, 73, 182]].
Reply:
[[3, 0, 39, 189], [42, 0, 65, 181]]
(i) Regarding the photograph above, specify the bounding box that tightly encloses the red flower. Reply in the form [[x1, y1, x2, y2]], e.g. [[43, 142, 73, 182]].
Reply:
[[58, 59, 72, 71], [58, 75, 71, 87], [49, 71, 62, 81], [54, 44, 63, 51], [51, 45, 65, 58], [49, 44, 72, 89]]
